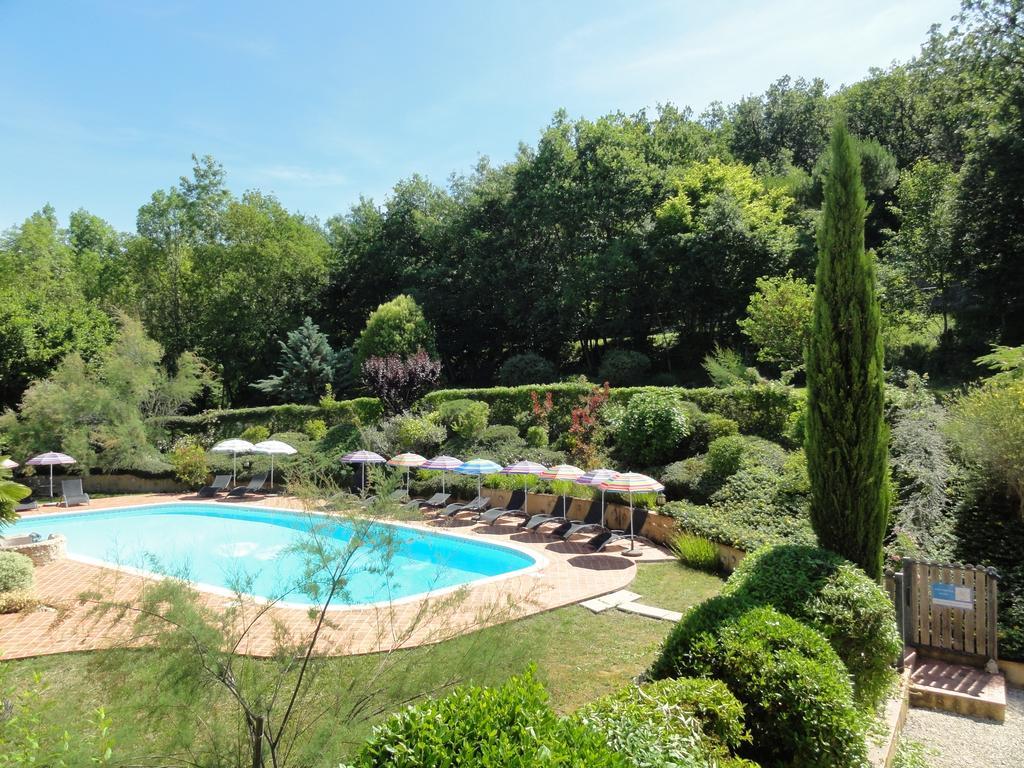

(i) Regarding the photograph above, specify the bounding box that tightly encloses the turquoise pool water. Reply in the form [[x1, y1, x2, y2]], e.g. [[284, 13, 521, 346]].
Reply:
[[7, 503, 536, 606]]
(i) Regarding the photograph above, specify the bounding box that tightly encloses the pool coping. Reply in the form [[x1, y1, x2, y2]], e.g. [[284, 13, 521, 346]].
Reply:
[[9, 500, 550, 613]]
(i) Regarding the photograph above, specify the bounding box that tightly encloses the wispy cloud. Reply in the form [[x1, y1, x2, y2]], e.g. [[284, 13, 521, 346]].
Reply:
[[255, 165, 347, 187]]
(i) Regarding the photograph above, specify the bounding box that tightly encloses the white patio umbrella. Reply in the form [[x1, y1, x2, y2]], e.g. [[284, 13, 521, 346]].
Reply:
[[211, 439, 255, 485], [574, 468, 621, 527], [340, 450, 386, 491], [0, 458, 18, 470], [420, 455, 462, 493], [500, 460, 547, 518], [251, 440, 297, 491], [598, 472, 664, 552], [25, 452, 76, 498], [387, 453, 427, 490]]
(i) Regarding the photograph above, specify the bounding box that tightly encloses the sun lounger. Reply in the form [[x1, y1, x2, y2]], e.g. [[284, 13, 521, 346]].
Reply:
[[60, 478, 90, 507], [198, 474, 232, 498], [476, 489, 527, 524], [15, 494, 38, 512], [438, 495, 490, 518], [361, 488, 410, 506], [521, 496, 571, 531], [588, 508, 651, 552], [227, 473, 268, 498], [404, 492, 451, 511], [551, 499, 605, 539]]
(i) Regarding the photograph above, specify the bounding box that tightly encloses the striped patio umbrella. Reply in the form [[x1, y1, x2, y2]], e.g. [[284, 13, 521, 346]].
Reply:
[[598, 472, 664, 551], [539, 464, 584, 516], [455, 458, 503, 498], [25, 451, 77, 498], [574, 468, 621, 528], [341, 450, 386, 491], [420, 455, 462, 493], [501, 460, 547, 518], [387, 452, 427, 490], [211, 439, 255, 485]]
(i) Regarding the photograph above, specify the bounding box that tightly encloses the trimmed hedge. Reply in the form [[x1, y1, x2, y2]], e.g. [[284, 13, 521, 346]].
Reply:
[[420, 383, 802, 440], [652, 604, 868, 768], [722, 545, 901, 709], [346, 670, 627, 767], [151, 398, 383, 443]]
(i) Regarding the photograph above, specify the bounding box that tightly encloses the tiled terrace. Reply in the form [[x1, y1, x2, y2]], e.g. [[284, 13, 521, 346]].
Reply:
[[0, 493, 670, 660]]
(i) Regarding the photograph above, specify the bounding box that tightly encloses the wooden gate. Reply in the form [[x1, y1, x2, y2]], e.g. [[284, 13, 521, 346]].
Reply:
[[893, 558, 1000, 664]]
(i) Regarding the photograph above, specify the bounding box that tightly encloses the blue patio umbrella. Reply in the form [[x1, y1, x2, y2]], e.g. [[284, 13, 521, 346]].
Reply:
[[455, 458, 503, 498]]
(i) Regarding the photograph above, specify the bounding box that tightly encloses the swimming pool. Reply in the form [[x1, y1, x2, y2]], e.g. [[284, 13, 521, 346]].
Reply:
[[7, 503, 539, 607]]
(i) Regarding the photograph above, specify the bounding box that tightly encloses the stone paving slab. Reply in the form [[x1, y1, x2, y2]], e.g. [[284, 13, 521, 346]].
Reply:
[[580, 590, 641, 613], [0, 494, 673, 659], [617, 602, 683, 622]]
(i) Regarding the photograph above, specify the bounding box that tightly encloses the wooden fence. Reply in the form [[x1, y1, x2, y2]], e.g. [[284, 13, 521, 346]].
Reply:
[[889, 558, 1000, 665]]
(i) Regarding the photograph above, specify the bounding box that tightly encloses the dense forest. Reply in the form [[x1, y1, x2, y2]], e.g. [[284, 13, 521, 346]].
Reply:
[[1, 1, 1022, 411]]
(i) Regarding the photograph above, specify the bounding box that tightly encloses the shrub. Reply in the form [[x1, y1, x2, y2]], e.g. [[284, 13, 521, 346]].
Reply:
[[0, 551, 34, 594], [525, 425, 548, 447], [361, 350, 441, 415], [169, 439, 209, 489], [691, 412, 740, 454], [354, 294, 437, 370], [670, 533, 720, 573], [661, 457, 708, 501], [498, 353, 557, 386], [436, 398, 490, 441], [239, 425, 270, 444], [0, 590, 39, 614], [347, 670, 626, 768], [576, 678, 745, 766], [704, 435, 788, 490], [722, 545, 901, 709], [598, 349, 651, 386], [615, 391, 691, 465], [303, 418, 328, 441], [386, 412, 446, 454], [655, 605, 868, 768]]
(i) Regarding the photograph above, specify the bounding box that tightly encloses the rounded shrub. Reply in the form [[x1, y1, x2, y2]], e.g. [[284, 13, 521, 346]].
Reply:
[[354, 294, 437, 369], [615, 391, 691, 465], [661, 456, 708, 501], [435, 398, 490, 441], [387, 412, 446, 454], [663, 604, 868, 768], [722, 544, 901, 709], [0, 551, 34, 594], [577, 678, 746, 765], [598, 349, 651, 386], [650, 595, 754, 680], [169, 439, 209, 489], [703, 435, 788, 492], [303, 418, 328, 441], [348, 670, 626, 767], [525, 425, 548, 448], [498, 352, 557, 386], [239, 424, 270, 444]]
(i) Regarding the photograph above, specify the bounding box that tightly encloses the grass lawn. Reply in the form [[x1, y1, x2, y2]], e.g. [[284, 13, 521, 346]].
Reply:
[[0, 561, 721, 764]]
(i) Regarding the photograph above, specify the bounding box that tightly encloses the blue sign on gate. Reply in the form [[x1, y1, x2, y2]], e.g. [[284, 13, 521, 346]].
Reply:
[[930, 582, 974, 610]]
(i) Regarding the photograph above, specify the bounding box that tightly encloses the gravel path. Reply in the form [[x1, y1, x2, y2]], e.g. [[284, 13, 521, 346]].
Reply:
[[902, 686, 1024, 767]]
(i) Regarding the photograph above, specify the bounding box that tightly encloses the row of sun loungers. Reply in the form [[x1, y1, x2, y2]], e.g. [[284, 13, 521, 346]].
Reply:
[[406, 489, 648, 552], [198, 473, 269, 498], [14, 478, 90, 511]]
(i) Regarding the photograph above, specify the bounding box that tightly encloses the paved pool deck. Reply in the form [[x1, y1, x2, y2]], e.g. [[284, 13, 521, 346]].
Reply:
[[0, 493, 671, 660]]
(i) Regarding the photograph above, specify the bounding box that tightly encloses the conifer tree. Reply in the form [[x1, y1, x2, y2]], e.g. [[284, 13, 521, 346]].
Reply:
[[253, 317, 345, 403], [805, 123, 890, 580]]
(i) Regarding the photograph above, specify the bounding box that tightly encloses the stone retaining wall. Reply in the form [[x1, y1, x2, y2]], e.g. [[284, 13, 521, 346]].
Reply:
[[20, 473, 188, 495], [0, 534, 66, 565]]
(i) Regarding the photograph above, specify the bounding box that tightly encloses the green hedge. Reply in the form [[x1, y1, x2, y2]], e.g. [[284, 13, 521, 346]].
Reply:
[[151, 398, 383, 443], [420, 383, 802, 440]]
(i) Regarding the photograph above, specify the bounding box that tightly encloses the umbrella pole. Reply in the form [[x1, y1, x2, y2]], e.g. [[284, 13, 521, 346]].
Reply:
[[361, 463, 365, 493], [270, 455, 275, 492], [523, 476, 529, 517], [600, 488, 606, 528], [49, 465, 54, 499], [232, 452, 237, 485], [629, 491, 635, 551]]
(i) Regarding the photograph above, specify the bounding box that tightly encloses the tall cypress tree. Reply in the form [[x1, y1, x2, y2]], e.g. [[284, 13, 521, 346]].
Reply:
[[805, 122, 890, 580]]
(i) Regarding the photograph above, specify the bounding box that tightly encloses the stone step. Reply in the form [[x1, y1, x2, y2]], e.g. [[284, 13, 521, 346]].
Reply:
[[616, 601, 683, 622], [909, 657, 1006, 722], [579, 590, 641, 613]]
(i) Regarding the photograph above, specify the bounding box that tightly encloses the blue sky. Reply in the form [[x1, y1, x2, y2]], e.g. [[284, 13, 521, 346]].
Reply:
[[0, 0, 960, 232]]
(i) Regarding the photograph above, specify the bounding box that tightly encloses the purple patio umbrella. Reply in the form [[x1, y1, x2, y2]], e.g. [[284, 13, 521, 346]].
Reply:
[[574, 468, 621, 528], [500, 460, 546, 519], [25, 451, 77, 498], [420, 455, 462, 493], [341, 450, 386, 491]]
